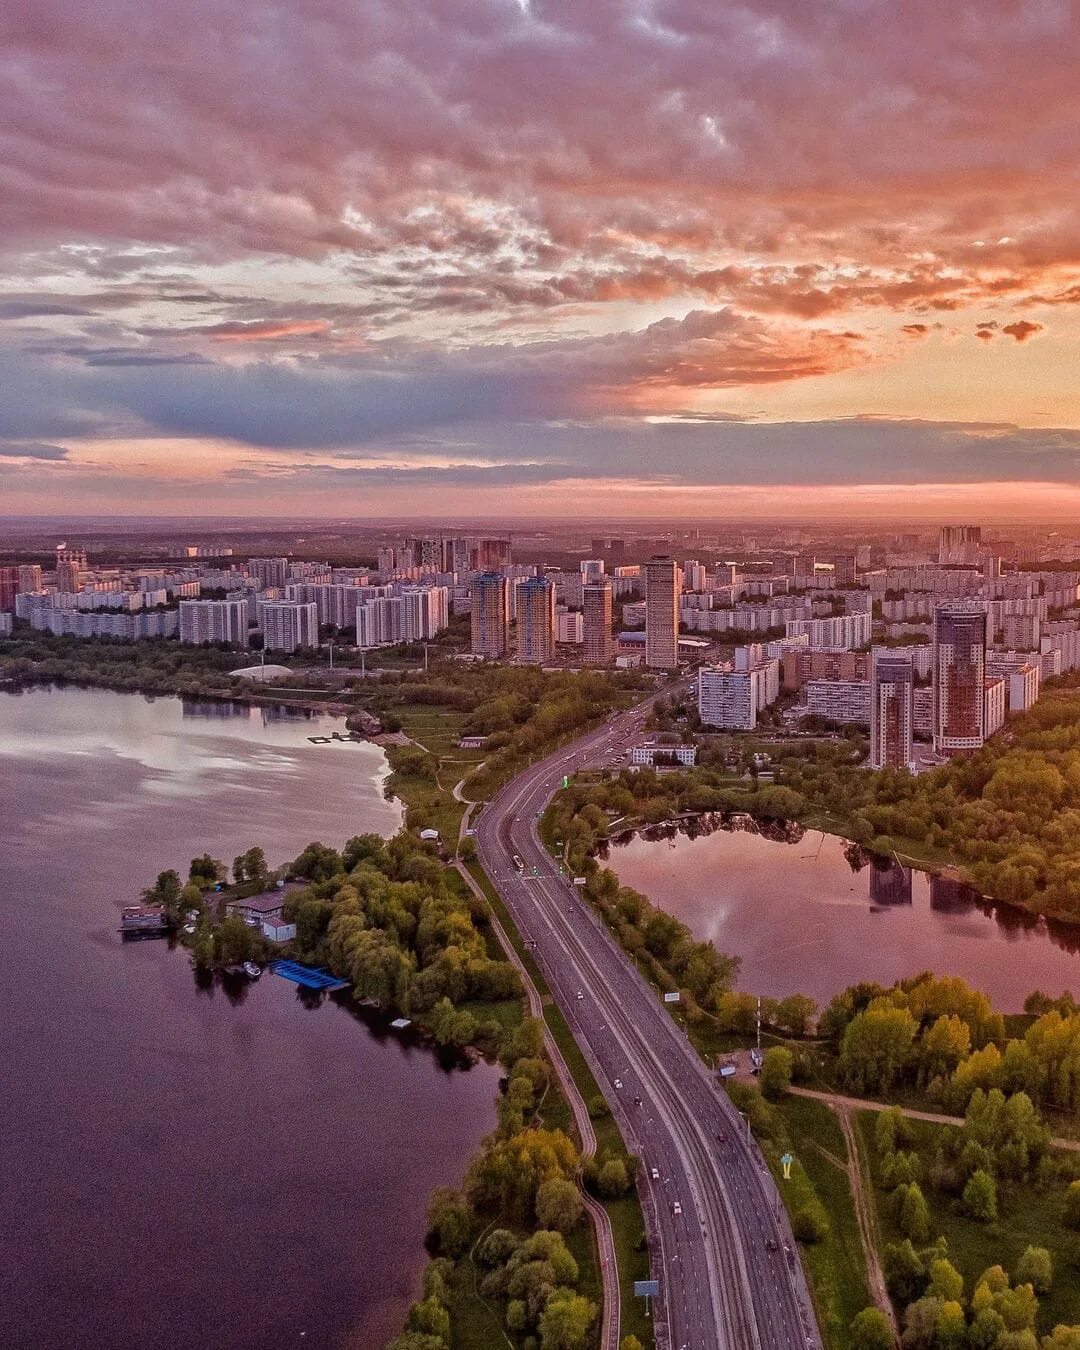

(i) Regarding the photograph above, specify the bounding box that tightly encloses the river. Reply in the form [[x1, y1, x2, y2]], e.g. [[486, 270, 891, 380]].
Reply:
[[607, 817, 1080, 1011], [0, 684, 499, 1350]]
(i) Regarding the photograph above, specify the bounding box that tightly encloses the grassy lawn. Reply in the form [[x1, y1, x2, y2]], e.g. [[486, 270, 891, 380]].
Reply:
[[856, 1111, 1080, 1334], [761, 1094, 872, 1350]]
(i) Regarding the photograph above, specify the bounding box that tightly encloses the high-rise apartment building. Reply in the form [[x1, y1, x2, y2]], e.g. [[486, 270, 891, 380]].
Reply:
[[178, 598, 249, 646], [402, 586, 449, 641], [356, 596, 406, 647], [580, 559, 605, 580], [644, 556, 680, 669], [832, 553, 858, 586], [249, 557, 290, 589], [517, 575, 556, 664], [0, 567, 17, 612], [939, 526, 982, 565], [55, 547, 87, 593], [261, 600, 319, 654], [471, 572, 510, 658], [470, 538, 512, 572], [18, 564, 42, 594], [870, 652, 915, 770], [933, 605, 988, 753], [583, 580, 614, 666]]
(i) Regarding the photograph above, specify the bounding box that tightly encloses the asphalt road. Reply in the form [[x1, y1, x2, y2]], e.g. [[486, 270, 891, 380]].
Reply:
[[474, 692, 821, 1350]]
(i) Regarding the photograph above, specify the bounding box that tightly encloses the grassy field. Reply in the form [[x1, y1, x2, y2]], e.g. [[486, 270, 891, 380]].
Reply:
[[856, 1111, 1080, 1334], [759, 1094, 872, 1350], [385, 703, 487, 843]]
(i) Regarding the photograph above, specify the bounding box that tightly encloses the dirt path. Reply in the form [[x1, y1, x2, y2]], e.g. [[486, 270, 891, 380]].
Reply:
[[830, 1101, 899, 1342], [791, 1086, 1080, 1152]]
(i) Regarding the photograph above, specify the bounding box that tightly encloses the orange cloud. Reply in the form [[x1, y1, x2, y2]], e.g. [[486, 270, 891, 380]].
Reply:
[[1001, 320, 1043, 342], [205, 320, 331, 343]]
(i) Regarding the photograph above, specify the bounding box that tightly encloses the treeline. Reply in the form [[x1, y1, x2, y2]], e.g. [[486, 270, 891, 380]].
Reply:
[[0, 632, 256, 697], [774, 694, 1080, 923], [823, 972, 1080, 1118]]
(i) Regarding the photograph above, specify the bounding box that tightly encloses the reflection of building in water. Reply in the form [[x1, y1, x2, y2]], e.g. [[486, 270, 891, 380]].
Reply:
[[259, 705, 317, 724], [930, 874, 977, 914], [181, 700, 251, 720], [869, 860, 913, 906]]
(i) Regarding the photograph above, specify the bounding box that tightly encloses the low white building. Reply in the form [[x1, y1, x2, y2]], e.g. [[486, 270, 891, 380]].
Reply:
[[630, 743, 697, 766]]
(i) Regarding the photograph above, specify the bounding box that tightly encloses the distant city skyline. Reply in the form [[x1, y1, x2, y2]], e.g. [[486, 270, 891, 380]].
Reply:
[[3, 2, 1080, 517]]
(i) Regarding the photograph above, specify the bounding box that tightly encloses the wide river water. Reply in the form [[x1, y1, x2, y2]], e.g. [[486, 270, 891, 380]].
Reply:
[[608, 817, 1080, 1011], [0, 684, 499, 1350]]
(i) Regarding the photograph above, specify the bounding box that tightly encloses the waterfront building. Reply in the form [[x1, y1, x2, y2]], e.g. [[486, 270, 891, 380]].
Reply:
[[261, 600, 318, 654], [644, 556, 680, 669], [517, 575, 556, 664], [870, 652, 915, 770], [470, 571, 510, 658], [583, 580, 614, 665], [933, 604, 988, 753], [178, 598, 249, 646]]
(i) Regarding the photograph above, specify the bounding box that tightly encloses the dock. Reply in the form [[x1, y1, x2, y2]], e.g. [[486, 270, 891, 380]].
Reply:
[[269, 960, 350, 992]]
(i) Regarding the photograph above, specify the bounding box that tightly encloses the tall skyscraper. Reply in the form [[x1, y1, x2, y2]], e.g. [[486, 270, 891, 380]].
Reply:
[[832, 553, 858, 586], [517, 575, 556, 663], [18, 564, 43, 594], [870, 652, 915, 770], [580, 558, 605, 580], [471, 571, 510, 658], [933, 605, 988, 753], [583, 580, 614, 666], [644, 555, 680, 669]]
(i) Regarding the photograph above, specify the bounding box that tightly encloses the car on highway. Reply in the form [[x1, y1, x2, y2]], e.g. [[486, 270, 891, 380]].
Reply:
[[575, 989, 584, 1000], [650, 1166, 660, 1180], [672, 1201, 682, 1216], [614, 1078, 623, 1089]]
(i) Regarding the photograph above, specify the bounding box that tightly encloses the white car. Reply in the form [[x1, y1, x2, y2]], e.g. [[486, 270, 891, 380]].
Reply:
[[650, 1166, 660, 1180], [614, 1078, 623, 1089], [672, 1201, 682, 1216], [575, 990, 584, 1000]]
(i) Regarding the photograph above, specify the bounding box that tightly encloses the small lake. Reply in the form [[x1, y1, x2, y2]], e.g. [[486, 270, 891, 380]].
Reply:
[[607, 817, 1080, 1011], [0, 684, 499, 1350]]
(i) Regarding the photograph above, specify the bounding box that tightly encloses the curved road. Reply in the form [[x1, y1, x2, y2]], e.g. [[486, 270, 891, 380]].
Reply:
[[474, 694, 821, 1350]]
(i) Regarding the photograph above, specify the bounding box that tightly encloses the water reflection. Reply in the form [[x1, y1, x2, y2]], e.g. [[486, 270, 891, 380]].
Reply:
[[608, 813, 1080, 1008], [1, 684, 491, 1350]]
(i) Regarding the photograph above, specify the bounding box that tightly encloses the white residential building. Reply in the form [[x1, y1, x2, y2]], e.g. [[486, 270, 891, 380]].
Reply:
[[261, 601, 318, 654], [179, 598, 249, 646]]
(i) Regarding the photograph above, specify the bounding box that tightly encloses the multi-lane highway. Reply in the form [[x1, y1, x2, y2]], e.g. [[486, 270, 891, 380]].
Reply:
[[474, 692, 821, 1350]]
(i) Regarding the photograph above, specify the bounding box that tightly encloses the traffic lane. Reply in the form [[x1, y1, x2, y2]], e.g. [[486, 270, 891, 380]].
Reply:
[[506, 789, 814, 1348]]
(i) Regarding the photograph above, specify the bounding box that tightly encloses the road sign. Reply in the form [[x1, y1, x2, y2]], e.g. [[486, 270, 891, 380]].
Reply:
[[634, 1280, 660, 1297], [562, 775, 569, 788], [663, 991, 681, 1004], [781, 1152, 794, 1180], [573, 877, 587, 886]]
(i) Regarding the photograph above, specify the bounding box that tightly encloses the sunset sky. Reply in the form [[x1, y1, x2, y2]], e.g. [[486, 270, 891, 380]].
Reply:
[[3, 0, 1080, 518]]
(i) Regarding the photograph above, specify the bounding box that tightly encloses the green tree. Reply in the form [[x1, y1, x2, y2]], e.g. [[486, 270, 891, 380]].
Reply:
[[963, 1168, 998, 1222], [536, 1178, 583, 1234], [898, 1183, 931, 1243], [406, 1298, 450, 1344], [927, 1257, 964, 1303], [1063, 1180, 1080, 1231], [596, 1158, 631, 1199], [189, 853, 224, 887], [840, 1005, 918, 1093], [620, 1338, 646, 1350], [774, 993, 818, 1037], [538, 1290, 596, 1350], [1015, 1246, 1053, 1294], [850, 1306, 894, 1350], [759, 1046, 794, 1100], [426, 1186, 472, 1257]]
